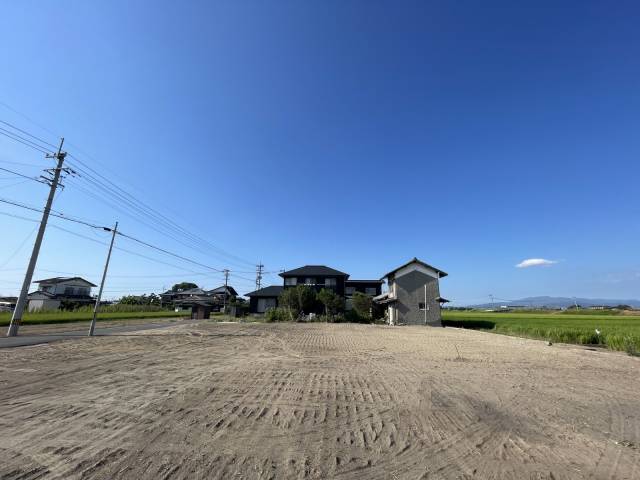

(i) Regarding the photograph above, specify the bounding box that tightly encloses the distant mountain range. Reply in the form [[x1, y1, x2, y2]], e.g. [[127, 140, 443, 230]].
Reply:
[[469, 296, 640, 309]]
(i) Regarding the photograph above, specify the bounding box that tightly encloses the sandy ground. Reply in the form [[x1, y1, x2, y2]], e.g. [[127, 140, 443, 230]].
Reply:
[[0, 322, 639, 480]]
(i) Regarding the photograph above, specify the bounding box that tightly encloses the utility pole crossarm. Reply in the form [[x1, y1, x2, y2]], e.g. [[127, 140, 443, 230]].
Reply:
[[256, 263, 264, 291]]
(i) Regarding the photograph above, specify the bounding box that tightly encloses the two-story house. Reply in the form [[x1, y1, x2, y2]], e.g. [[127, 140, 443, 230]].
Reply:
[[280, 265, 349, 296], [27, 277, 97, 311], [246, 265, 382, 314], [374, 258, 448, 326]]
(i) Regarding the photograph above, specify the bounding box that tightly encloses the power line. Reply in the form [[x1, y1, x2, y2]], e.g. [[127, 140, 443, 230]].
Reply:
[[66, 157, 256, 269], [0, 207, 225, 276], [0, 113, 260, 271], [0, 159, 48, 168], [0, 179, 31, 190], [0, 226, 37, 269], [0, 129, 50, 155], [0, 166, 47, 185], [0, 197, 110, 230], [116, 231, 225, 273], [0, 119, 58, 150], [0, 117, 273, 279]]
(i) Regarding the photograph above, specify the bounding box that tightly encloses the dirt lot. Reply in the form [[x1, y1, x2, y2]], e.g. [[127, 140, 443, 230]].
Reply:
[[1, 322, 639, 479]]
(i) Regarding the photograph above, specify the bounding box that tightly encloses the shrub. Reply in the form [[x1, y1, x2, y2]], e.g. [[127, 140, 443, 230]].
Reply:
[[313, 313, 346, 323], [265, 307, 293, 323]]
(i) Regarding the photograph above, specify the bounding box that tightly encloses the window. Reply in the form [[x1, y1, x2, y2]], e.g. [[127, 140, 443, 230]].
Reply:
[[285, 277, 297, 286], [325, 278, 336, 288], [64, 287, 75, 295], [418, 302, 429, 311], [365, 287, 377, 296], [345, 286, 355, 295], [304, 277, 315, 285], [78, 288, 89, 296]]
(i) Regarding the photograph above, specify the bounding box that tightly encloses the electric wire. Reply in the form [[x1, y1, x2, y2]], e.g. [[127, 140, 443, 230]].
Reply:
[[0, 166, 47, 185]]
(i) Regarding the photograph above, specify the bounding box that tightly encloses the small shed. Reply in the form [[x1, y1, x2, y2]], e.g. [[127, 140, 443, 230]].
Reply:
[[245, 285, 284, 313]]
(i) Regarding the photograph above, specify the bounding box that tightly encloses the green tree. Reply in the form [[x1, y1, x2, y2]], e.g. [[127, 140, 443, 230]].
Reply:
[[351, 292, 372, 320], [279, 285, 317, 319], [171, 282, 198, 292], [118, 293, 161, 306], [317, 288, 344, 316]]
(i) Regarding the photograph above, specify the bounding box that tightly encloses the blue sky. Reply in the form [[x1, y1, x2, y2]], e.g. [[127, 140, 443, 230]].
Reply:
[[1, 1, 639, 304]]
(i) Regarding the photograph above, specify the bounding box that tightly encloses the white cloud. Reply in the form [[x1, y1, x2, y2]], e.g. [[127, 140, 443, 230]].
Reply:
[[515, 258, 558, 268]]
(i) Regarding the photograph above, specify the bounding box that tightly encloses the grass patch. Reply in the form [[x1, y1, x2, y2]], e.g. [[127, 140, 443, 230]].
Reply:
[[0, 310, 184, 326], [442, 311, 640, 353]]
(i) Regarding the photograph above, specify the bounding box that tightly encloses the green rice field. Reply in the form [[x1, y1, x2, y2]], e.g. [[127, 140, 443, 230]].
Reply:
[[442, 310, 640, 354], [0, 309, 184, 326]]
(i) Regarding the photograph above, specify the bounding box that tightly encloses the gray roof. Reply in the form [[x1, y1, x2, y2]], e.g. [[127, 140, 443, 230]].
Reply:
[[177, 287, 207, 295], [32, 276, 97, 287], [27, 290, 56, 298], [208, 285, 239, 296], [245, 285, 284, 297], [279, 265, 348, 277], [381, 257, 448, 279], [174, 295, 218, 306]]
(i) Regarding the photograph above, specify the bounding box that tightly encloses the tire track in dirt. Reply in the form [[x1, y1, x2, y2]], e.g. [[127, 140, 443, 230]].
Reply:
[[1, 322, 639, 479]]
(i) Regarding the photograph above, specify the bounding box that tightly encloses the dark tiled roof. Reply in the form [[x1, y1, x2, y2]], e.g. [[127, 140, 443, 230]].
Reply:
[[32, 276, 97, 287], [245, 285, 284, 297], [174, 295, 218, 306], [381, 257, 448, 280], [279, 265, 348, 277], [208, 286, 239, 296], [178, 288, 207, 295]]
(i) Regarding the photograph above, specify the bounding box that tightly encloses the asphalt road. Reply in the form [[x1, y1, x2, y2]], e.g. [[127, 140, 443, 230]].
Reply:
[[0, 319, 199, 349]]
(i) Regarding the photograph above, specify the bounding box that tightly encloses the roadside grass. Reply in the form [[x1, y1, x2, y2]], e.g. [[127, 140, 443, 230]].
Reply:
[[0, 309, 184, 326], [442, 311, 640, 353]]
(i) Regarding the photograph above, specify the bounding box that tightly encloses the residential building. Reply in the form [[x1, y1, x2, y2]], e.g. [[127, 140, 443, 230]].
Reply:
[[245, 285, 284, 313], [0, 296, 17, 312], [27, 277, 97, 312], [374, 258, 448, 326], [280, 265, 350, 296], [160, 285, 238, 307], [344, 279, 383, 309], [246, 265, 382, 314]]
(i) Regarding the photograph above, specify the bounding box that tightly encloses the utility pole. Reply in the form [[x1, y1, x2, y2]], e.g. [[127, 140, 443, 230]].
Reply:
[[222, 269, 230, 314], [489, 294, 495, 308], [7, 138, 66, 337], [89, 222, 118, 336], [256, 263, 264, 291]]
